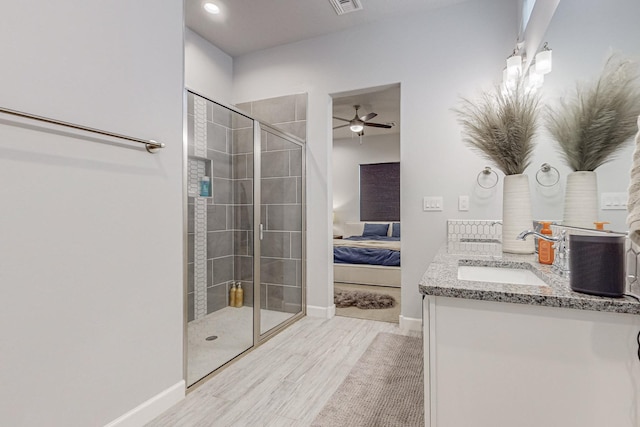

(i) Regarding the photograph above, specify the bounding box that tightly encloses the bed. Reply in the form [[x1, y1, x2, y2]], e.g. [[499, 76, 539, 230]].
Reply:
[[333, 221, 401, 288]]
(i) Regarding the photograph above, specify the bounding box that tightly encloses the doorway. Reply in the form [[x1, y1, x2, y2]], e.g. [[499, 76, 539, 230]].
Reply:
[[330, 83, 401, 323]]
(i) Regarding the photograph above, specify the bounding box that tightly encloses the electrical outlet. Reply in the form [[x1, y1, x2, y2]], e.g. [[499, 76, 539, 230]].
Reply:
[[423, 196, 443, 211], [601, 192, 628, 210], [458, 195, 469, 211]]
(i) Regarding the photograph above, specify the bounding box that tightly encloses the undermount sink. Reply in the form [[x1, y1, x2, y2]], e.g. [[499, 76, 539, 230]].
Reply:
[[458, 264, 548, 287]]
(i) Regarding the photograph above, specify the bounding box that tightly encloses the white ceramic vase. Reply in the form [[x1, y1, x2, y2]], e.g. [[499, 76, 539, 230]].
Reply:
[[502, 174, 535, 254], [563, 171, 598, 229]]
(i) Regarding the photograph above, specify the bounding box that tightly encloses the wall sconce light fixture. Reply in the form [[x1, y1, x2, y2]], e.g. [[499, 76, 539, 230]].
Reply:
[[535, 42, 552, 75]]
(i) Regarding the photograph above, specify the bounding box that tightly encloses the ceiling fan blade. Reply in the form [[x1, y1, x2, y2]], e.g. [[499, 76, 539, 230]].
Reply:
[[364, 122, 393, 128], [332, 116, 350, 122], [333, 124, 349, 130], [361, 112, 377, 121]]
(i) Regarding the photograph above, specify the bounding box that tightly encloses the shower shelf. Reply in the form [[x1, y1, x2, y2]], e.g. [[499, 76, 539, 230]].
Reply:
[[188, 155, 214, 199]]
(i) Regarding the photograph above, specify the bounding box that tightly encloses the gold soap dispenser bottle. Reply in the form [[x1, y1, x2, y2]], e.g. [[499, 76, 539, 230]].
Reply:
[[235, 282, 244, 307], [229, 282, 237, 307]]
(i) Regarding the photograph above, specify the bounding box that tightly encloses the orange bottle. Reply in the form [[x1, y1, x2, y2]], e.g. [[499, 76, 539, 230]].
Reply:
[[538, 221, 554, 265], [593, 221, 610, 230]]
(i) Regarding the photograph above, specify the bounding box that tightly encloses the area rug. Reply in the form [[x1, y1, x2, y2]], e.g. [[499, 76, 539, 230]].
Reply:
[[334, 283, 400, 323], [334, 289, 396, 309], [312, 332, 424, 427]]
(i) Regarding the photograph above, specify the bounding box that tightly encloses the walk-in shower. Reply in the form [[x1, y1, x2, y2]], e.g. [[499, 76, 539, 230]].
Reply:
[[185, 91, 305, 387]]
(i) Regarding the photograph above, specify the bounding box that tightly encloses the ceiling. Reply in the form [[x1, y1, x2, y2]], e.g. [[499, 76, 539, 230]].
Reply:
[[185, 0, 470, 57], [185, 0, 463, 142]]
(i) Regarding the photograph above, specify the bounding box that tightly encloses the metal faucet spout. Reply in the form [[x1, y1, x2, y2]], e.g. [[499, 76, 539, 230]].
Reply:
[[517, 230, 560, 242], [517, 229, 570, 277]]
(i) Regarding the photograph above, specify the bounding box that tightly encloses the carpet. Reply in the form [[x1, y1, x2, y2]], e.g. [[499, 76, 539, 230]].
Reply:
[[334, 289, 396, 309], [312, 332, 424, 427], [334, 283, 400, 323]]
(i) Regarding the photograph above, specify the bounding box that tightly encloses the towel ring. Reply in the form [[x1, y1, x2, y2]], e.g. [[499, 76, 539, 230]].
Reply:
[[477, 166, 498, 189], [536, 163, 560, 187]]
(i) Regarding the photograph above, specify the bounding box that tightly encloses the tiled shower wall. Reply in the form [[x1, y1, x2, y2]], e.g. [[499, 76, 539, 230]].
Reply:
[[237, 94, 306, 314], [187, 93, 254, 321], [187, 93, 306, 320]]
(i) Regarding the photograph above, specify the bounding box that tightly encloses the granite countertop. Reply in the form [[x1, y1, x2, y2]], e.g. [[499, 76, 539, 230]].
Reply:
[[419, 241, 640, 315]]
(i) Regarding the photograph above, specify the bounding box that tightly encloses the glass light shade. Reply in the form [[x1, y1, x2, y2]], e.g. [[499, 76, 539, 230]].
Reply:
[[350, 124, 364, 132], [204, 2, 220, 14], [535, 49, 552, 74], [528, 69, 544, 89], [506, 55, 522, 77], [503, 68, 516, 90]]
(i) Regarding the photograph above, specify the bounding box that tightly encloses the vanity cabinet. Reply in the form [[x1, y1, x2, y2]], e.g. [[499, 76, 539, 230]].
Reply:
[[423, 296, 640, 427]]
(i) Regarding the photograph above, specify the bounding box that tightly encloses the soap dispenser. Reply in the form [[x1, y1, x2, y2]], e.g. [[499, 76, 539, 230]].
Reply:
[[229, 282, 236, 307], [538, 221, 554, 265], [234, 282, 244, 307]]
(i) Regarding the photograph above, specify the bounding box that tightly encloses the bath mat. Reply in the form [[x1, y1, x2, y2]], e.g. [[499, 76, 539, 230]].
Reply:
[[312, 332, 424, 427], [334, 289, 396, 309]]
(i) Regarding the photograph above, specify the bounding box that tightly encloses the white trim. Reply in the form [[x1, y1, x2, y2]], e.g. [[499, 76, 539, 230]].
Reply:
[[104, 380, 185, 427], [399, 315, 422, 332], [307, 304, 336, 319]]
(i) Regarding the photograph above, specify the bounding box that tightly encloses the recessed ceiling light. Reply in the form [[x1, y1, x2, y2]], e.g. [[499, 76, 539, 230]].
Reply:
[[203, 2, 220, 14]]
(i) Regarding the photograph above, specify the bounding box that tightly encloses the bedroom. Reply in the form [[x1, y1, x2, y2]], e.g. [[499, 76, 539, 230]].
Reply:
[[332, 84, 402, 322]]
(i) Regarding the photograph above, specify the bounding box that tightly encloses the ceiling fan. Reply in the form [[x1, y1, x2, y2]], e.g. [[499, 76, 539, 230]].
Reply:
[[333, 105, 394, 136]]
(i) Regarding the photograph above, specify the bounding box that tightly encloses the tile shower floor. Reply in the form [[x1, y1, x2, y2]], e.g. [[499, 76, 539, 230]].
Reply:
[[187, 306, 294, 386]]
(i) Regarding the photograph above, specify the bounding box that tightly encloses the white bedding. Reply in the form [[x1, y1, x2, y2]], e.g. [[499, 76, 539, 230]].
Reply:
[[333, 238, 400, 251]]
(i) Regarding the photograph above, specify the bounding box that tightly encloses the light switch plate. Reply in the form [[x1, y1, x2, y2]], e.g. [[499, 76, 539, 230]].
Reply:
[[458, 195, 469, 211], [423, 196, 443, 211], [601, 192, 628, 210]]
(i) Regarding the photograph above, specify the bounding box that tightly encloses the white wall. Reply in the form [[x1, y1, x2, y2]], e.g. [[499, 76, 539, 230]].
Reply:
[[185, 28, 233, 104], [333, 133, 400, 235], [0, 2, 184, 426], [232, 0, 518, 321]]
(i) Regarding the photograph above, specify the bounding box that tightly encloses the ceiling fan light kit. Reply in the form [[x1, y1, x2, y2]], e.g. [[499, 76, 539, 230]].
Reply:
[[333, 104, 394, 137]]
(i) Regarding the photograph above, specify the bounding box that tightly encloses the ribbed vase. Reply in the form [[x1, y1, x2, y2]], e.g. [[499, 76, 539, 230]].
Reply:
[[502, 174, 535, 254], [563, 171, 598, 229]]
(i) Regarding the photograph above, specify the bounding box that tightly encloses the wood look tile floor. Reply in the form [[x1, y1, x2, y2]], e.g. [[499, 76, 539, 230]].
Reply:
[[147, 315, 422, 427]]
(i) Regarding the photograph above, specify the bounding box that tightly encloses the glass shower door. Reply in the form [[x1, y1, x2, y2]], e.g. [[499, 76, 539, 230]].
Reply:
[[186, 92, 255, 386], [257, 125, 305, 335]]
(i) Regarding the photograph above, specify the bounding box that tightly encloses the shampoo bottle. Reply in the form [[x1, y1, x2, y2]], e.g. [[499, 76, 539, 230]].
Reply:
[[234, 282, 244, 308], [538, 221, 554, 265], [199, 176, 211, 197], [229, 283, 236, 307]]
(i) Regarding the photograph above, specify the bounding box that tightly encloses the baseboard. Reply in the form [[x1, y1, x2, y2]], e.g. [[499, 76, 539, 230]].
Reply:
[[400, 315, 422, 332], [105, 380, 185, 427], [307, 304, 336, 319]]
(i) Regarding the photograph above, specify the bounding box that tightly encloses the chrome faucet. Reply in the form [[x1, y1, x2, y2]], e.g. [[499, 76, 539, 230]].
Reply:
[[517, 229, 570, 277]]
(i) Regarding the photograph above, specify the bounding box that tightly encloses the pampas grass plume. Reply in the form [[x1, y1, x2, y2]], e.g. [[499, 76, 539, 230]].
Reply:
[[454, 83, 540, 176], [547, 54, 640, 171]]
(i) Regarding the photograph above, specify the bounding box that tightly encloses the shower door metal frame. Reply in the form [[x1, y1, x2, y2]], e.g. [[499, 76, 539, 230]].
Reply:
[[253, 122, 307, 345], [183, 89, 306, 390]]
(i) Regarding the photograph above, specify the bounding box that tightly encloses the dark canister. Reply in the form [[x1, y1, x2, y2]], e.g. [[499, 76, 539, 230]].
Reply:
[[569, 234, 626, 297]]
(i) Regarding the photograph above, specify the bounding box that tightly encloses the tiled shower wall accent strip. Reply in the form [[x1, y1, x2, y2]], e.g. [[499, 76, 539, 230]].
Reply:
[[194, 197, 208, 319], [194, 96, 207, 158], [193, 99, 208, 319], [447, 220, 502, 241]]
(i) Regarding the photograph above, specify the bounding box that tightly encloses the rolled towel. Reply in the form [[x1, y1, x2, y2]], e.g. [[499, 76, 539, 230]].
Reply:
[[627, 115, 640, 245]]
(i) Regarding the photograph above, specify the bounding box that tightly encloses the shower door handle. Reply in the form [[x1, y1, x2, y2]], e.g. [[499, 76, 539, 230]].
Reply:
[[259, 223, 264, 240]]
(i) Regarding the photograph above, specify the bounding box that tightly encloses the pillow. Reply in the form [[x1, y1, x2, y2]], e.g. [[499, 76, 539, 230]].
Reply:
[[392, 222, 401, 238], [362, 223, 389, 237]]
